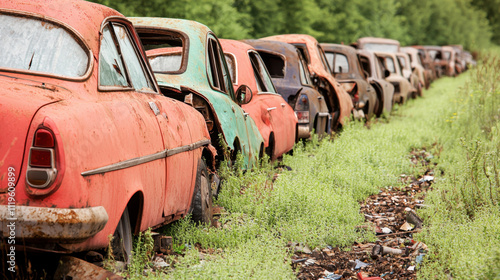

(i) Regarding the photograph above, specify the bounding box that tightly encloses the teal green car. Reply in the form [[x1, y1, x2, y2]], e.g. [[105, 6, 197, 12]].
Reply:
[[129, 18, 264, 168]]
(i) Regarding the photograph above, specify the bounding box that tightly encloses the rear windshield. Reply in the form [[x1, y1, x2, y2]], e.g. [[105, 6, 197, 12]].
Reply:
[[0, 13, 89, 77], [363, 43, 399, 53]]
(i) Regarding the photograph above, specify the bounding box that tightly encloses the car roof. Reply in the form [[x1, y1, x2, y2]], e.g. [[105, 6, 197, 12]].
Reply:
[[1, 0, 123, 53]]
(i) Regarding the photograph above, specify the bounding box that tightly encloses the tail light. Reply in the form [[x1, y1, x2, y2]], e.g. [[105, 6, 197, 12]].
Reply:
[[295, 94, 310, 124], [26, 128, 58, 189]]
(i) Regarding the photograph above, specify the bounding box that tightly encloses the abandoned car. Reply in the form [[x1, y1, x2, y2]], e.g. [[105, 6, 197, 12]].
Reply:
[[130, 17, 265, 168], [321, 43, 378, 120], [220, 39, 297, 160], [262, 34, 353, 130], [245, 39, 330, 139], [401, 46, 432, 90], [356, 50, 395, 116], [0, 0, 216, 262], [396, 52, 422, 97], [374, 51, 416, 104]]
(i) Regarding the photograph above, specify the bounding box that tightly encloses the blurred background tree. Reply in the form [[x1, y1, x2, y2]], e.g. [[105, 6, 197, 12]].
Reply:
[[90, 0, 493, 49]]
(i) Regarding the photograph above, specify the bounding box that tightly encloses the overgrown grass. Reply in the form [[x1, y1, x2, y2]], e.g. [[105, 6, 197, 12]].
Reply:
[[132, 51, 500, 279], [416, 52, 500, 279]]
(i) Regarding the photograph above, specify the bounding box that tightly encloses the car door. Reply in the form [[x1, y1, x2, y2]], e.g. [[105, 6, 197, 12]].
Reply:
[[107, 22, 196, 218], [206, 35, 256, 164], [248, 51, 295, 156], [96, 20, 169, 227]]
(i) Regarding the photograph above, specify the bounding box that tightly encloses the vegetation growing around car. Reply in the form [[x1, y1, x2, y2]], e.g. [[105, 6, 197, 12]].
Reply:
[[116, 49, 500, 279]]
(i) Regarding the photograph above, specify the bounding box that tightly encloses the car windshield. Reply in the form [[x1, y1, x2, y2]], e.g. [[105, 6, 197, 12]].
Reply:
[[0, 13, 89, 77], [364, 43, 399, 53], [138, 29, 186, 74]]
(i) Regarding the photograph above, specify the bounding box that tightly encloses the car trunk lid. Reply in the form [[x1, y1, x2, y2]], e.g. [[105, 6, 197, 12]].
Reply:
[[0, 76, 67, 192]]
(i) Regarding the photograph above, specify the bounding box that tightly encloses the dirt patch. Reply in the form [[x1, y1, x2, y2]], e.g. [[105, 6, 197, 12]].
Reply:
[[294, 147, 437, 280]]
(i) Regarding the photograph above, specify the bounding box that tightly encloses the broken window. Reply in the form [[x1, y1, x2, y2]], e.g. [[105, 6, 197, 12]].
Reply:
[[298, 54, 312, 86], [99, 25, 129, 87], [249, 52, 277, 94], [258, 52, 285, 78], [113, 24, 155, 92], [317, 46, 332, 73], [99, 23, 156, 92], [334, 53, 349, 73], [358, 55, 371, 77], [0, 13, 89, 77], [138, 29, 186, 74]]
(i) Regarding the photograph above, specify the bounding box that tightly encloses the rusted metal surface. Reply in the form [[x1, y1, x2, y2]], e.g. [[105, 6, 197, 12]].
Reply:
[[130, 17, 264, 167], [401, 47, 430, 90], [244, 39, 330, 138], [373, 51, 416, 104], [356, 50, 395, 115], [321, 43, 378, 120], [441, 46, 457, 77], [412, 46, 439, 82], [54, 256, 123, 280], [220, 39, 297, 160], [262, 34, 353, 129], [0, 0, 214, 255], [353, 37, 401, 53], [396, 52, 422, 98], [0, 205, 108, 240]]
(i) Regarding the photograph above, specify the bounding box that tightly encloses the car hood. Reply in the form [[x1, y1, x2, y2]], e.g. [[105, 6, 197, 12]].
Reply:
[[0, 75, 68, 191]]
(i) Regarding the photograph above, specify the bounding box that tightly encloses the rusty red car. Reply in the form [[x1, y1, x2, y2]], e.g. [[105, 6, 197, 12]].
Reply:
[[262, 35, 353, 130], [220, 39, 297, 160], [244, 39, 330, 139], [0, 0, 216, 264]]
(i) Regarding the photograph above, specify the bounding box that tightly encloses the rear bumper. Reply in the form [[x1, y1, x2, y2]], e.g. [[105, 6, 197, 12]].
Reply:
[[0, 205, 108, 242]]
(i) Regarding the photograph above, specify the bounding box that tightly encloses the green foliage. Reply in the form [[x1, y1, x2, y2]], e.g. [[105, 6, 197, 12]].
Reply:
[[90, 0, 493, 49], [128, 229, 155, 279], [413, 52, 500, 279]]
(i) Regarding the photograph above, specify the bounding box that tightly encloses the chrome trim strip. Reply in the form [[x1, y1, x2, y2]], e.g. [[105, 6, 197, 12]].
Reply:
[[81, 139, 210, 176]]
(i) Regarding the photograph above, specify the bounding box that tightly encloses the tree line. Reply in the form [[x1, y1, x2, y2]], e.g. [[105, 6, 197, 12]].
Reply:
[[90, 0, 498, 50]]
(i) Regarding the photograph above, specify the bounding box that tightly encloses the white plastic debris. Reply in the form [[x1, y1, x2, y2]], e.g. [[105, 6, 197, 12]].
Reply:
[[381, 227, 392, 234]]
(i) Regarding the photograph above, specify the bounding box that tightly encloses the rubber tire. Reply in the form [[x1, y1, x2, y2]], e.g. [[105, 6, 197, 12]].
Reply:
[[191, 160, 214, 225], [111, 207, 133, 264]]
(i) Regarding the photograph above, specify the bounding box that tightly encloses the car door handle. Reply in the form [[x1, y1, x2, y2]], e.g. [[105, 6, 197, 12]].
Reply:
[[267, 107, 276, 111], [318, 96, 323, 100], [243, 112, 250, 118], [281, 103, 286, 108], [231, 105, 235, 113]]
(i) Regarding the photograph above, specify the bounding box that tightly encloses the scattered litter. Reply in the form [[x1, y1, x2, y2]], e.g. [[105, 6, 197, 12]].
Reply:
[[292, 258, 308, 264], [420, 175, 434, 182], [152, 256, 169, 269], [381, 227, 392, 234], [304, 258, 316, 266], [354, 259, 371, 269], [324, 272, 343, 279], [416, 254, 425, 265], [400, 221, 414, 231], [408, 265, 415, 271]]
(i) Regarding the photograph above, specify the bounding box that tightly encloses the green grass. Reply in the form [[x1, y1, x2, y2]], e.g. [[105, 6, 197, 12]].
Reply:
[[129, 50, 500, 279]]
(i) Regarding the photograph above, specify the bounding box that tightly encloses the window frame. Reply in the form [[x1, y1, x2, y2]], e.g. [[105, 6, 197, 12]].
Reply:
[[205, 33, 234, 99], [224, 52, 238, 85], [135, 27, 190, 75], [248, 50, 278, 95], [98, 18, 158, 94], [0, 9, 93, 82]]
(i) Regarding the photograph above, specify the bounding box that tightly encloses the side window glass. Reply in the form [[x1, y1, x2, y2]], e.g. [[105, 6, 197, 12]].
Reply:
[[224, 54, 236, 84], [317, 46, 331, 73], [397, 56, 406, 69], [99, 25, 128, 87], [114, 24, 155, 92], [249, 52, 277, 94], [207, 38, 222, 91], [324, 52, 334, 71], [334, 53, 349, 73], [218, 46, 232, 93], [298, 56, 310, 85], [385, 57, 396, 73]]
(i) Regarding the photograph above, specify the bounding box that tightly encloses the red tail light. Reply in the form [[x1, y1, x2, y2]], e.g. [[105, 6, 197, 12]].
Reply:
[[34, 129, 55, 148], [29, 149, 53, 167], [26, 128, 58, 189]]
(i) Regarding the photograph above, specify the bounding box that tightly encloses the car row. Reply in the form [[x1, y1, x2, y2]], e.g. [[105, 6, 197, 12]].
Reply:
[[0, 0, 474, 268]]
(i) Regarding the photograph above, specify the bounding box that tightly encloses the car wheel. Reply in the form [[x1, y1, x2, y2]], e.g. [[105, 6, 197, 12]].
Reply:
[[191, 160, 214, 225], [111, 207, 133, 264]]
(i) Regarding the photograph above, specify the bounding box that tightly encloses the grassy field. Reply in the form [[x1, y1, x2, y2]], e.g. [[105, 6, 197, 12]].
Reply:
[[122, 52, 500, 279]]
